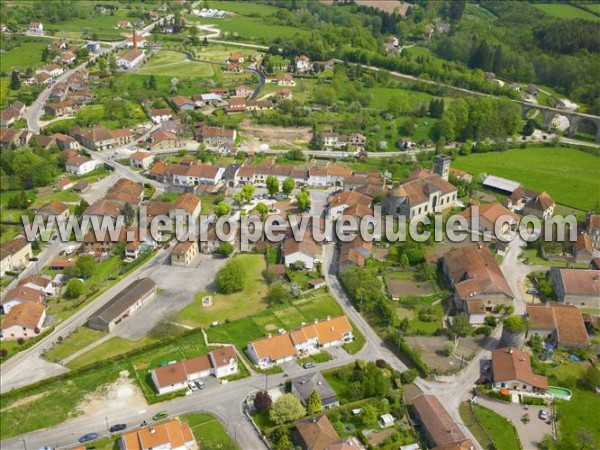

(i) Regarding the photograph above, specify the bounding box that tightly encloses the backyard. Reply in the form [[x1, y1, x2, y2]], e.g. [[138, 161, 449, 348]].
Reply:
[[205, 293, 344, 352], [453, 146, 600, 211]]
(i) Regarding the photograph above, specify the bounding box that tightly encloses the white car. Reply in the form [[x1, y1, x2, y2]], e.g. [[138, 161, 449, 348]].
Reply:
[[539, 409, 549, 420], [188, 382, 198, 391]]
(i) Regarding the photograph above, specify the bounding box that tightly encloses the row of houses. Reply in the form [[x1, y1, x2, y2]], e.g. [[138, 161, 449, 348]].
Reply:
[[151, 346, 238, 394], [247, 315, 353, 368]]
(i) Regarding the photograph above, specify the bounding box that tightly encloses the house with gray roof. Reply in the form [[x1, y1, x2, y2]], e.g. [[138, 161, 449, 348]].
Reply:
[[291, 372, 339, 411]]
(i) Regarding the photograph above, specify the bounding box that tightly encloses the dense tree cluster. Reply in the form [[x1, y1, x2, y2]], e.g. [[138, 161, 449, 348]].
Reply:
[[216, 259, 246, 294], [0, 148, 59, 190], [340, 266, 395, 327]]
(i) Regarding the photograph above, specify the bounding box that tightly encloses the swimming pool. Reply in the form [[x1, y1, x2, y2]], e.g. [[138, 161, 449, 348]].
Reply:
[[547, 386, 572, 401]]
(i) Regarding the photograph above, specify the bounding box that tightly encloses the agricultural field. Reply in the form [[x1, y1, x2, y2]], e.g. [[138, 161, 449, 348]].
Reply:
[[0, 39, 48, 72], [43, 9, 137, 40], [137, 51, 217, 78], [453, 146, 600, 211], [194, 44, 262, 64], [531, 3, 599, 21]]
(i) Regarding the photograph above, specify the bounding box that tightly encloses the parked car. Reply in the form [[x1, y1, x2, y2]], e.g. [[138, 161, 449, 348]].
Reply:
[[188, 382, 198, 391], [37, 447, 54, 450], [78, 433, 99, 443], [194, 380, 205, 390], [153, 411, 169, 421], [29, 257, 39, 261], [109, 423, 127, 433], [303, 362, 316, 369], [539, 409, 549, 420]]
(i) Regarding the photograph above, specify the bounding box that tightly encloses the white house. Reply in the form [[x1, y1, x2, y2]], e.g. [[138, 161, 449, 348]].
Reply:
[[283, 236, 319, 270], [307, 167, 328, 187], [129, 151, 154, 170], [36, 64, 64, 78], [0, 302, 46, 341], [65, 155, 97, 175], [18, 276, 55, 296], [117, 49, 145, 70], [294, 54, 312, 73], [29, 21, 44, 34], [1, 286, 45, 315], [147, 108, 172, 124], [151, 346, 237, 395], [491, 347, 548, 394]]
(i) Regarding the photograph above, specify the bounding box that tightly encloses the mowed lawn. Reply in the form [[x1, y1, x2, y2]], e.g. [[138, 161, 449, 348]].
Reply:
[[472, 404, 521, 450], [532, 3, 599, 21], [67, 335, 158, 370], [45, 327, 107, 362], [176, 254, 269, 328], [0, 40, 48, 72], [181, 413, 235, 448], [137, 51, 216, 78], [552, 362, 600, 445], [453, 147, 600, 211]]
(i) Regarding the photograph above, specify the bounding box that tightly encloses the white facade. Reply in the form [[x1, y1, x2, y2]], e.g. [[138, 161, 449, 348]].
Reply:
[[66, 159, 97, 175], [0, 310, 46, 341], [284, 251, 315, 270]]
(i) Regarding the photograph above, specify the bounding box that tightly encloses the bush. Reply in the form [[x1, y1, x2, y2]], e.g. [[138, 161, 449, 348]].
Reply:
[[400, 369, 419, 384], [522, 396, 545, 406], [17, 338, 25, 345], [215, 259, 246, 294]]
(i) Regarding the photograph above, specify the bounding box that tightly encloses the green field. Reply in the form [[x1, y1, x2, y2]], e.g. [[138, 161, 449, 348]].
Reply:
[[532, 3, 599, 21], [181, 413, 235, 448], [206, 294, 344, 352], [67, 335, 157, 370], [551, 362, 600, 446], [44, 9, 136, 40], [202, 0, 282, 16], [453, 146, 600, 211], [176, 254, 269, 328], [472, 404, 521, 450], [0, 364, 121, 440], [45, 327, 107, 362], [137, 51, 217, 78], [0, 40, 48, 72], [193, 15, 309, 42]]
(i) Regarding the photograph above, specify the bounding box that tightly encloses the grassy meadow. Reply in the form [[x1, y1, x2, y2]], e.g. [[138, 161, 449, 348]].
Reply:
[[453, 146, 600, 211]]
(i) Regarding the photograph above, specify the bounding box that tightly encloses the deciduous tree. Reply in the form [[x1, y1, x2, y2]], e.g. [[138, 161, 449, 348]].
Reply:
[[269, 394, 306, 425]]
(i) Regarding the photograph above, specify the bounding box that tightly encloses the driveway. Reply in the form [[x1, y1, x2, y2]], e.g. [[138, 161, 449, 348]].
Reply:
[[474, 396, 552, 449], [114, 254, 227, 339]]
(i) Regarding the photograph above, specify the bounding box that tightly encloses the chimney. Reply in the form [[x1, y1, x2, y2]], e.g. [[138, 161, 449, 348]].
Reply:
[[150, 427, 156, 434], [508, 347, 513, 354], [314, 319, 318, 324], [326, 315, 331, 321], [267, 333, 272, 339]]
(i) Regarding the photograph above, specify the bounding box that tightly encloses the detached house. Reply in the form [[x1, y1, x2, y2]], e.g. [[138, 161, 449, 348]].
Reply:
[[119, 420, 197, 450], [294, 54, 312, 73], [170, 96, 196, 111], [65, 155, 97, 175], [526, 304, 590, 348], [0, 237, 32, 273], [491, 347, 548, 394], [129, 151, 154, 170], [149, 130, 184, 151], [147, 108, 172, 124], [117, 49, 145, 70], [443, 245, 514, 315], [550, 268, 600, 309], [283, 235, 320, 270], [29, 21, 44, 34], [33, 201, 69, 222], [0, 302, 46, 341], [1, 286, 45, 315], [504, 187, 555, 220]]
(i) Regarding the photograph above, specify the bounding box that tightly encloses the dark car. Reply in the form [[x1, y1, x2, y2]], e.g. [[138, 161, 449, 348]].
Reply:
[[109, 423, 127, 433], [29, 257, 39, 261], [78, 433, 99, 443]]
